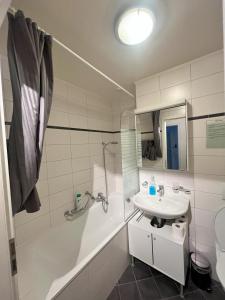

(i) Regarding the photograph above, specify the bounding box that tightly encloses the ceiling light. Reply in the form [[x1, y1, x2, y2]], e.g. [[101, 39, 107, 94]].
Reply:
[[116, 8, 154, 46]]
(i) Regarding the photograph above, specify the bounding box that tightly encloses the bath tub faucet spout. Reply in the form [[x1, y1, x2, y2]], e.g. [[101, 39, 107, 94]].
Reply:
[[64, 191, 95, 221]]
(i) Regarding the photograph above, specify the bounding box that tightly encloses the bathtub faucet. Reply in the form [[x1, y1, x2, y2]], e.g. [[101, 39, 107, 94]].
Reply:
[[96, 192, 108, 205], [64, 191, 95, 221]]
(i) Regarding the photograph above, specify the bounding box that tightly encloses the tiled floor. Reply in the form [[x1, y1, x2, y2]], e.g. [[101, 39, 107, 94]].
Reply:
[[107, 259, 225, 300]]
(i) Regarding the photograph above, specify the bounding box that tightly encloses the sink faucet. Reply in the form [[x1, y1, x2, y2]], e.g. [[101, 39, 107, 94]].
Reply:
[[157, 185, 164, 197]]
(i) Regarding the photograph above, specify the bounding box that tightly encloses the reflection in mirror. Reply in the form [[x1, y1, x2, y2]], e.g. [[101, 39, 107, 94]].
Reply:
[[136, 103, 188, 171]]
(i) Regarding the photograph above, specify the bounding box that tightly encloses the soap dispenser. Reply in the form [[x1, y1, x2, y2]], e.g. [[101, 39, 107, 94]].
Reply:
[[148, 176, 156, 196]]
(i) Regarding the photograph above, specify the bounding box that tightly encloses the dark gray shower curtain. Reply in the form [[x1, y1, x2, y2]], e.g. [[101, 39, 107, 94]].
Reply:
[[7, 10, 53, 215], [152, 110, 162, 158]]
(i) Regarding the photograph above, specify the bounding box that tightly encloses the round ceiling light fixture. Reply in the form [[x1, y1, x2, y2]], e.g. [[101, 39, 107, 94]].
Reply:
[[116, 7, 155, 46]]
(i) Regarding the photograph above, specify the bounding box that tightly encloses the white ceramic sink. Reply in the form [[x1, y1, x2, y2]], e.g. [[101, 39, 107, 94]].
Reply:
[[132, 192, 189, 219]]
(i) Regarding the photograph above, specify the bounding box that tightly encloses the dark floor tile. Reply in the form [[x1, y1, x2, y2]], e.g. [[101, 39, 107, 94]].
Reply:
[[164, 297, 183, 300], [155, 274, 179, 298], [118, 266, 135, 284], [184, 290, 205, 299], [133, 261, 152, 280], [118, 282, 141, 300], [137, 277, 161, 300], [182, 274, 198, 295], [107, 286, 120, 300], [150, 266, 163, 277], [201, 286, 225, 300]]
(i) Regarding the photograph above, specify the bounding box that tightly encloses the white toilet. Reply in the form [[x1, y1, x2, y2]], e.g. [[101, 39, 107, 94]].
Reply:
[[215, 207, 225, 290]]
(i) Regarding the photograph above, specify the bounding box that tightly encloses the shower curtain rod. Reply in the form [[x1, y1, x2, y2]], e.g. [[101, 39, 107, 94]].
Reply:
[[7, 6, 135, 99]]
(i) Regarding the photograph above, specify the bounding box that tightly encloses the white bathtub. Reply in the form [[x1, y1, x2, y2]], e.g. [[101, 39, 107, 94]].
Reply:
[[17, 193, 129, 300]]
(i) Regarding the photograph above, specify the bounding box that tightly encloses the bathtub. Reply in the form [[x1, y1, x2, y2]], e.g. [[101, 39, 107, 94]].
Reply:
[[17, 193, 129, 300]]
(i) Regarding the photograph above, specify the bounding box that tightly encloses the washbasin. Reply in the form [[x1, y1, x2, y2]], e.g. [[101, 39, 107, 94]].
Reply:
[[131, 192, 189, 219]]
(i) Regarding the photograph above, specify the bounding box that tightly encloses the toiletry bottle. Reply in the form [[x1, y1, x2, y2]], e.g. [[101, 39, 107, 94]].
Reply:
[[148, 176, 156, 196], [142, 181, 148, 196], [75, 192, 82, 209]]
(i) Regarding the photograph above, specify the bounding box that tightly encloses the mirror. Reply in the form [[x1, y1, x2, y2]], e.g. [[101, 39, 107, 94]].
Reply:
[[136, 102, 188, 171]]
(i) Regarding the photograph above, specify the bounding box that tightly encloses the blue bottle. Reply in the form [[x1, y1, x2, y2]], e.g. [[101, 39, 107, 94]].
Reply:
[[149, 176, 156, 196]]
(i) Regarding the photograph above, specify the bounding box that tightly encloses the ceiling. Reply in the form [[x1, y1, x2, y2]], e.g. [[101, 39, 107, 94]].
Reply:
[[8, 0, 224, 100]]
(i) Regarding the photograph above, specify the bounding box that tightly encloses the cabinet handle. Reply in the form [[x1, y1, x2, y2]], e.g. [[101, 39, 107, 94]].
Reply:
[[153, 237, 156, 241], [147, 235, 150, 238]]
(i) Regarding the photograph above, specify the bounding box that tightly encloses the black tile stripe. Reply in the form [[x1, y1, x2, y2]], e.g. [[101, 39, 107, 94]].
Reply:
[[4, 112, 225, 134], [141, 131, 153, 134], [5, 122, 116, 134], [188, 112, 225, 121]]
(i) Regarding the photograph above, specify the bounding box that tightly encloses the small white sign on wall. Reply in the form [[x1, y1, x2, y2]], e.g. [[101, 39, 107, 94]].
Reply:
[[206, 117, 225, 148]]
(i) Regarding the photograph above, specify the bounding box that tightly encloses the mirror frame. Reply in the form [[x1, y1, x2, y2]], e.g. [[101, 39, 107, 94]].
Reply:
[[135, 100, 189, 172]]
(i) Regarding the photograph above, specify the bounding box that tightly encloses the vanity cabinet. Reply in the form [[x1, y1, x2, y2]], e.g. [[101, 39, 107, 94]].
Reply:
[[128, 212, 189, 286], [129, 223, 153, 266]]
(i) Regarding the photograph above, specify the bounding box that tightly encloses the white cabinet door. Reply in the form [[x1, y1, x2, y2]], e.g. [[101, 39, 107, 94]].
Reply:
[[152, 235, 184, 284], [128, 224, 153, 266]]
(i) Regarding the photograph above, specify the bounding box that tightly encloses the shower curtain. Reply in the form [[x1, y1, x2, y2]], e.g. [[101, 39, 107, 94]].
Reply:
[[7, 10, 53, 215]]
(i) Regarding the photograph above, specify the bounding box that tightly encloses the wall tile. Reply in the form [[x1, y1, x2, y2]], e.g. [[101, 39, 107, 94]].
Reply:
[[191, 72, 224, 98], [89, 143, 102, 156], [36, 180, 49, 198], [15, 214, 51, 246], [136, 91, 161, 109], [194, 174, 225, 195], [14, 196, 49, 227], [188, 116, 224, 138], [3, 99, 13, 122], [70, 131, 89, 144], [53, 78, 68, 99], [50, 201, 74, 227], [72, 157, 90, 172], [88, 132, 102, 144], [69, 113, 87, 129], [47, 159, 72, 178], [49, 188, 74, 211], [71, 144, 89, 158], [160, 82, 191, 105], [160, 65, 190, 89], [46, 145, 71, 161], [192, 155, 225, 176], [195, 225, 215, 247], [191, 93, 225, 117], [136, 76, 160, 97], [195, 191, 225, 212], [191, 51, 224, 80], [48, 110, 69, 127], [190, 137, 225, 156], [51, 95, 68, 112], [39, 162, 48, 181], [2, 79, 13, 100], [45, 129, 70, 145], [194, 208, 215, 228], [73, 169, 91, 186], [48, 174, 73, 195]]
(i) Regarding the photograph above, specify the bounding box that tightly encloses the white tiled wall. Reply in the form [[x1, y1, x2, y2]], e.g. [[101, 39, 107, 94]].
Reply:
[[136, 50, 225, 279], [0, 55, 118, 248]]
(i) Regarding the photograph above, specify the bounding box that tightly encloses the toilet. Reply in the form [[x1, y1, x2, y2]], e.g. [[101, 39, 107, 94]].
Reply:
[[215, 207, 225, 290]]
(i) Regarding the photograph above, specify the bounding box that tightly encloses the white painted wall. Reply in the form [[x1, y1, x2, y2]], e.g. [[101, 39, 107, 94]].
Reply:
[[135, 50, 225, 279]]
